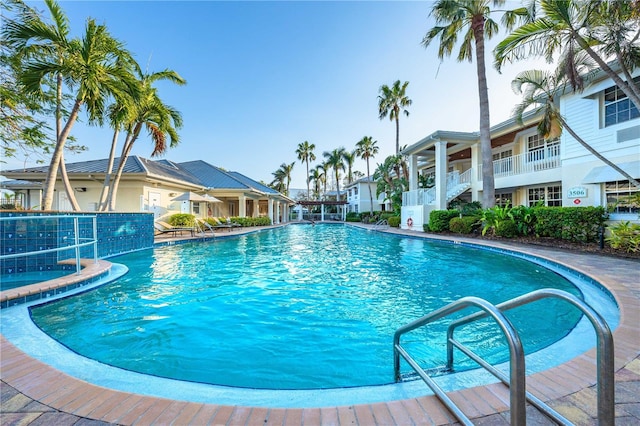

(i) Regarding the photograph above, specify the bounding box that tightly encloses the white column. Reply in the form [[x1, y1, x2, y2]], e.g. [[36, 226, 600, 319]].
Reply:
[[409, 154, 418, 191], [297, 204, 303, 221], [239, 195, 246, 217], [321, 204, 325, 221], [434, 140, 448, 210], [276, 203, 281, 224], [268, 199, 274, 224], [470, 144, 481, 202]]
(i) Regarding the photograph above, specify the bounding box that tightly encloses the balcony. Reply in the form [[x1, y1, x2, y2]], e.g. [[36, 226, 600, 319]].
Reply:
[[403, 169, 471, 206], [480, 148, 561, 179]]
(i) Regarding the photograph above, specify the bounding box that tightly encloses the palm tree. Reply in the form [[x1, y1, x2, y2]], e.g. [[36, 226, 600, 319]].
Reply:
[[512, 68, 640, 188], [355, 136, 379, 215], [308, 167, 323, 200], [314, 163, 328, 199], [295, 140, 316, 200], [271, 162, 295, 196], [323, 148, 346, 201], [423, 0, 519, 209], [3, 0, 91, 211], [495, 0, 640, 110], [378, 80, 412, 155], [102, 68, 185, 211], [342, 150, 356, 185], [12, 14, 136, 210]]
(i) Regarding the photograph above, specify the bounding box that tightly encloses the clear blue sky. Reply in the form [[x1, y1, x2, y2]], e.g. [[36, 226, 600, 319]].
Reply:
[[9, 1, 549, 189]]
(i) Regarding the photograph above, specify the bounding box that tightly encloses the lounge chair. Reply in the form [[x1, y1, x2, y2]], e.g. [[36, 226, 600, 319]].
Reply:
[[154, 220, 194, 237], [196, 218, 216, 236], [210, 217, 241, 232]]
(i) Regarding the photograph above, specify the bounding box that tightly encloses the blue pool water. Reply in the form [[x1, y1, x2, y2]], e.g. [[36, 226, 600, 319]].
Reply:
[[30, 224, 584, 390]]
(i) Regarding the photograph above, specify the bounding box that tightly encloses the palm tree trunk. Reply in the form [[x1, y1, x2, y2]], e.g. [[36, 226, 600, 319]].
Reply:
[[558, 115, 640, 188], [473, 17, 495, 208], [55, 73, 80, 211], [395, 116, 400, 155], [106, 127, 140, 211], [98, 129, 120, 211], [306, 160, 310, 200], [366, 159, 373, 215], [41, 99, 82, 210]]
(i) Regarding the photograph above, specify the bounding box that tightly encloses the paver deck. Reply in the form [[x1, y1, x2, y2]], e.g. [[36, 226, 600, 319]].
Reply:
[[1, 224, 639, 425]]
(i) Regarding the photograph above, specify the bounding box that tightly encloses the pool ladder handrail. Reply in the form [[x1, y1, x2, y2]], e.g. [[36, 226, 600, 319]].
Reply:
[[373, 219, 388, 229], [393, 288, 614, 426]]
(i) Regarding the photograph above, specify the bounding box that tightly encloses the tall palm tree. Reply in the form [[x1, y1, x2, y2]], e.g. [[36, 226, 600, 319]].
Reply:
[[3, 0, 92, 211], [423, 0, 517, 209], [495, 0, 640, 110], [355, 136, 379, 215], [512, 68, 640, 188], [342, 150, 356, 185], [13, 15, 136, 210], [315, 163, 328, 199], [378, 80, 412, 155], [271, 162, 295, 196], [323, 148, 346, 201], [295, 140, 316, 200], [308, 167, 323, 200], [102, 68, 185, 211]]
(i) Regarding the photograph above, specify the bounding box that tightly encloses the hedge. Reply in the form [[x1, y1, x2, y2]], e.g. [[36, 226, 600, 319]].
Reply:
[[428, 209, 460, 232], [533, 206, 607, 243]]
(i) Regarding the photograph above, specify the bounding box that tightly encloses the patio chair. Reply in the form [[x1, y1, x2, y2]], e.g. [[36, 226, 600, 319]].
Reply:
[[154, 220, 194, 237], [210, 217, 241, 232]]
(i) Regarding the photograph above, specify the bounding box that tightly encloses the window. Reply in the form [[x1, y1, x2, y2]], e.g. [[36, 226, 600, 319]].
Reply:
[[528, 185, 562, 207], [604, 76, 640, 127], [192, 203, 200, 215], [493, 149, 513, 175], [606, 180, 639, 214], [527, 134, 559, 162], [495, 192, 513, 207]]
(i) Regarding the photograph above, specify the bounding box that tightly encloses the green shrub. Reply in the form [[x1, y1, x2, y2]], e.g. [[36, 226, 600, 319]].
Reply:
[[168, 213, 195, 227], [380, 213, 396, 221], [346, 212, 361, 222], [449, 216, 479, 234], [387, 216, 401, 227], [533, 206, 607, 243], [606, 221, 640, 252], [481, 204, 513, 236], [429, 209, 459, 232], [229, 216, 271, 227], [495, 219, 518, 238]]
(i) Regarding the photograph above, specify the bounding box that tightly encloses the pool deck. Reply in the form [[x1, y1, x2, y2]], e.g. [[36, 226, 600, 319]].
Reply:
[[1, 223, 639, 425]]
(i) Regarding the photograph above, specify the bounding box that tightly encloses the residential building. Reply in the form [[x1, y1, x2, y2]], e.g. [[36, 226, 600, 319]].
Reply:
[[344, 176, 390, 214], [1, 157, 294, 224], [401, 69, 639, 230]]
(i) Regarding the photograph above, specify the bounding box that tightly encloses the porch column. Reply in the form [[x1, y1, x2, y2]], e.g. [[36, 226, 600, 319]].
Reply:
[[409, 154, 418, 191], [321, 204, 325, 221], [268, 199, 274, 224], [434, 140, 448, 210], [239, 195, 247, 217], [470, 144, 481, 202], [254, 200, 260, 217], [297, 204, 303, 221], [276, 203, 281, 224]]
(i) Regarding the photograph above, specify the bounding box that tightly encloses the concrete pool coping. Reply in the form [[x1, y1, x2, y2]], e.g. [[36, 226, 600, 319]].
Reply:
[[1, 223, 639, 424]]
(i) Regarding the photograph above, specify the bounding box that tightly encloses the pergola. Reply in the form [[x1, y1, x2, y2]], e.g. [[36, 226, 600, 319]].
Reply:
[[295, 200, 348, 221]]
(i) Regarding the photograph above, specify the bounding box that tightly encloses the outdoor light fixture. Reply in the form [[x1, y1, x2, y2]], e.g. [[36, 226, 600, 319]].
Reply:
[[74, 187, 87, 192]]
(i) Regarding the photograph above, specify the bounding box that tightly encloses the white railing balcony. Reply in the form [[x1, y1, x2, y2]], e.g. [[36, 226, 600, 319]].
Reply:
[[403, 169, 471, 206], [479, 150, 561, 180]]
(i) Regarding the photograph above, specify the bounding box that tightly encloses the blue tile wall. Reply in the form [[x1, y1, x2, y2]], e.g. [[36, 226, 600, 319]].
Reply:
[[0, 212, 154, 277]]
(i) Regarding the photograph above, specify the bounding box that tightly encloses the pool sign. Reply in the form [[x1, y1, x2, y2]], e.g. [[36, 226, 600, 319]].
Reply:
[[567, 186, 587, 198]]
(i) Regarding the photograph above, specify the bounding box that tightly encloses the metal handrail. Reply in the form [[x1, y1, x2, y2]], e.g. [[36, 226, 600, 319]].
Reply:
[[448, 288, 614, 425], [0, 215, 98, 275], [393, 296, 526, 425], [373, 219, 388, 229]]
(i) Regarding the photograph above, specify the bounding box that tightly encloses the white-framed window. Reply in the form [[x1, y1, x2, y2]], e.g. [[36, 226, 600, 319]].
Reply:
[[527, 134, 560, 162], [493, 148, 513, 175], [606, 180, 639, 214], [192, 202, 200, 215], [495, 192, 513, 207], [604, 76, 640, 127], [528, 185, 562, 207]]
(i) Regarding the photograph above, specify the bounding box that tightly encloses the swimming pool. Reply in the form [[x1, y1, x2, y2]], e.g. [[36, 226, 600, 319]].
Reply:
[[1, 269, 76, 291], [28, 224, 597, 391]]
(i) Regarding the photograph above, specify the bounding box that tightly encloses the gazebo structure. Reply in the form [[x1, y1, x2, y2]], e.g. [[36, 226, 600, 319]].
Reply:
[[295, 200, 348, 222]]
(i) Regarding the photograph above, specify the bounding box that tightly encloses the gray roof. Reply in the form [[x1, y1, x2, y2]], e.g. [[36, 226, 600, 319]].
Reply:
[[227, 171, 276, 194], [178, 161, 250, 190]]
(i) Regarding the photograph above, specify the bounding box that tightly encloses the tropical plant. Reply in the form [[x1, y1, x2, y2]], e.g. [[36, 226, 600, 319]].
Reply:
[[606, 221, 640, 253], [342, 150, 356, 185], [512, 68, 640, 188], [423, 0, 525, 209], [296, 140, 316, 200], [309, 166, 324, 200], [373, 155, 407, 215], [495, 0, 640, 110], [355, 136, 379, 215], [102, 67, 186, 211], [378, 80, 412, 154], [323, 148, 346, 201], [271, 162, 295, 196], [6, 0, 137, 211], [481, 203, 514, 236]]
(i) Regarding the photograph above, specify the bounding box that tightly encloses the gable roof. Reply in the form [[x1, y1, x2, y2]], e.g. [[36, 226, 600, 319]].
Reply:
[[177, 160, 250, 190]]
